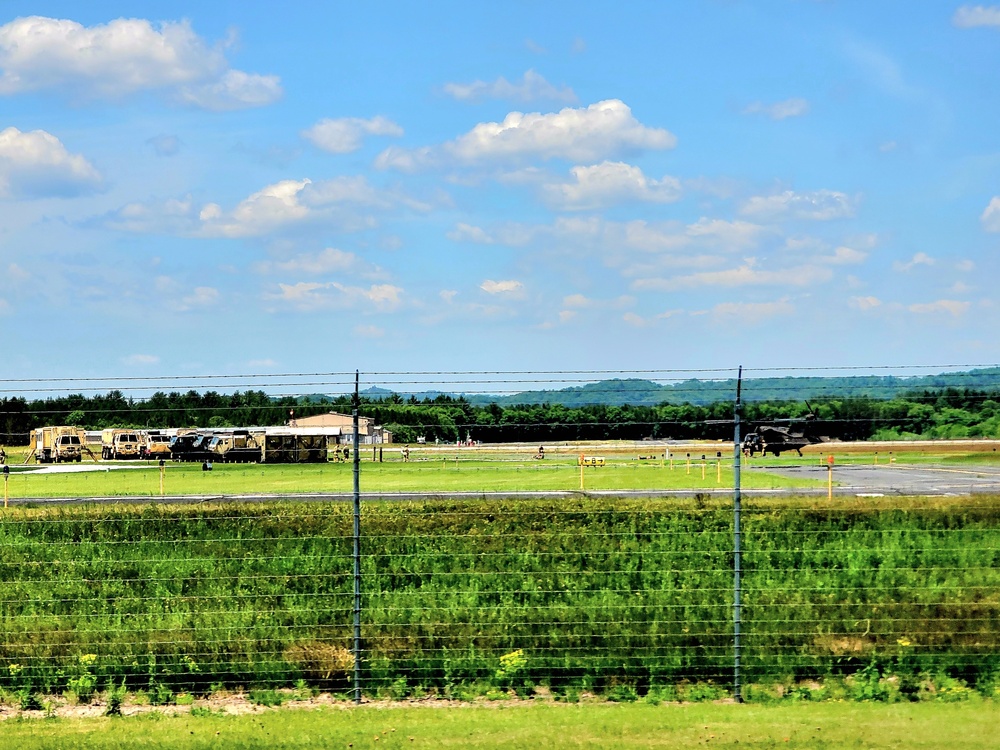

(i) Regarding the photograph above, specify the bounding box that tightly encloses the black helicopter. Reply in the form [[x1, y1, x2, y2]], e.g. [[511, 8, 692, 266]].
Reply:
[[740, 402, 830, 457]]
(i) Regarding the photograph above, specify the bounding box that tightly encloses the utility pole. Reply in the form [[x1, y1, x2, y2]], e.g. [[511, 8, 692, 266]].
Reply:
[[352, 370, 362, 704], [733, 366, 743, 703]]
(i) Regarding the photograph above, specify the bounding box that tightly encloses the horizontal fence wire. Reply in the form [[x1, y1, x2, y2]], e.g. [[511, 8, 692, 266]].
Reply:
[[0, 367, 997, 701]]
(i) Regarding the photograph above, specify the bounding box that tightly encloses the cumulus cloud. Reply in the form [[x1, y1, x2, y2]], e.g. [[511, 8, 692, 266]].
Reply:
[[176, 69, 282, 112], [633, 262, 832, 291], [0, 126, 102, 198], [981, 197, 1000, 231], [269, 282, 403, 312], [376, 99, 676, 170], [543, 161, 681, 210], [443, 69, 576, 104], [480, 279, 524, 295], [892, 252, 934, 272], [907, 299, 970, 316], [302, 116, 403, 154], [102, 176, 416, 237], [953, 5, 1000, 28], [740, 189, 857, 220], [0, 16, 281, 109], [742, 98, 810, 120]]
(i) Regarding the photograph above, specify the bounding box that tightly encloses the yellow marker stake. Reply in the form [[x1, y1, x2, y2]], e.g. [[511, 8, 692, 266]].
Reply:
[[717, 459, 721, 484], [701, 461, 706, 480], [159, 463, 165, 497], [3, 474, 7, 509], [686, 455, 691, 475], [579, 453, 585, 491]]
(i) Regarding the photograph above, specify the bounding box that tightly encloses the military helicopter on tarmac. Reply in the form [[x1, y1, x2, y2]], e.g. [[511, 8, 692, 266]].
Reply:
[[740, 402, 830, 457]]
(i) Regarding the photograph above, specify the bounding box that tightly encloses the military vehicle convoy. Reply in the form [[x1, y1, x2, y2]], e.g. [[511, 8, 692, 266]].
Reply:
[[29, 425, 334, 465]]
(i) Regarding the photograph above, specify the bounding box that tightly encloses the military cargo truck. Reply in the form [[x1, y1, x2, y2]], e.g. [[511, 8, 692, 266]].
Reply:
[[33, 426, 86, 463], [101, 429, 143, 460]]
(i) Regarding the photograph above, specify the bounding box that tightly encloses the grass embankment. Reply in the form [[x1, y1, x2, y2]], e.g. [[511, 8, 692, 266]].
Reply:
[[1, 702, 998, 749], [1, 457, 816, 497], [0, 496, 996, 701]]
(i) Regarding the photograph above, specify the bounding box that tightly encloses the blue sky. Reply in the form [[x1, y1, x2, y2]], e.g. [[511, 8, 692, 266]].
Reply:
[[2, 1, 1000, 385]]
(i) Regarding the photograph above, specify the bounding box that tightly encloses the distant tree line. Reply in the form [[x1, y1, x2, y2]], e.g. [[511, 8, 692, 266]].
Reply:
[[2, 387, 999, 445]]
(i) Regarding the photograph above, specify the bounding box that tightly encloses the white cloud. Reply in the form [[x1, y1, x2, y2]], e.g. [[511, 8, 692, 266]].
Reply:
[[254, 248, 365, 276], [178, 286, 219, 310], [176, 69, 282, 112], [622, 312, 646, 327], [146, 134, 180, 156], [820, 246, 868, 264], [892, 252, 934, 272], [447, 223, 496, 244], [633, 262, 832, 291], [443, 69, 577, 104], [849, 296, 882, 311], [0, 127, 102, 198], [302, 116, 403, 154], [740, 190, 857, 220], [742, 98, 810, 120], [561, 293, 634, 310], [953, 5, 1000, 28], [104, 176, 410, 237], [685, 218, 766, 250], [956, 259, 975, 271], [354, 324, 385, 338], [0, 16, 281, 109], [269, 282, 403, 312], [122, 353, 160, 366], [907, 299, 970, 316], [708, 300, 795, 319], [981, 196, 1000, 231], [480, 279, 524, 295], [543, 161, 681, 210], [376, 99, 676, 170]]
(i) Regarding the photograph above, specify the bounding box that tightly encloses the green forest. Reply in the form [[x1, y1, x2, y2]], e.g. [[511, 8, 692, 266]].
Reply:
[[3, 383, 1000, 445]]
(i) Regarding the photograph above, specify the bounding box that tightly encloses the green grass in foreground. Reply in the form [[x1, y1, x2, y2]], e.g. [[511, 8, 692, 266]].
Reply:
[[0, 701, 997, 749], [2, 459, 818, 498]]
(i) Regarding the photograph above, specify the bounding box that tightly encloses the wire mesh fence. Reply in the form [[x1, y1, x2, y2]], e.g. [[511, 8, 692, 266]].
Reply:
[[0, 366, 998, 704]]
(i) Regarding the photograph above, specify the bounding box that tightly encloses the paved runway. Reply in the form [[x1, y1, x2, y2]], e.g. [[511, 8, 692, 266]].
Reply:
[[752, 461, 1000, 496]]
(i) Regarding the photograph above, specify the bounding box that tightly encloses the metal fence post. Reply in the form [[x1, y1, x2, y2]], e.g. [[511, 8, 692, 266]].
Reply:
[[353, 370, 362, 704], [733, 366, 743, 702]]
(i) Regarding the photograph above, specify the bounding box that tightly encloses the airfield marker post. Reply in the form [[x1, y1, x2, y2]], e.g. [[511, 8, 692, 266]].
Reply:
[[701, 455, 706, 480], [579, 453, 584, 491], [827, 454, 834, 501], [3, 465, 8, 508], [159, 459, 165, 497]]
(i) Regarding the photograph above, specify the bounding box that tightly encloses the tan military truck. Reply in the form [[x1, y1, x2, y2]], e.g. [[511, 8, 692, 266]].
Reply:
[[101, 429, 143, 460], [141, 431, 172, 461], [32, 426, 86, 463]]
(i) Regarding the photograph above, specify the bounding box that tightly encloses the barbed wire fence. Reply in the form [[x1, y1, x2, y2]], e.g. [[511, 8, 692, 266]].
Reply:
[[0, 366, 997, 706]]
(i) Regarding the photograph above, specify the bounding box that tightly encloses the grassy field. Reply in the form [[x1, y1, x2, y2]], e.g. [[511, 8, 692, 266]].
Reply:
[[0, 456, 818, 498], [0, 701, 996, 749], [0, 495, 995, 699]]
